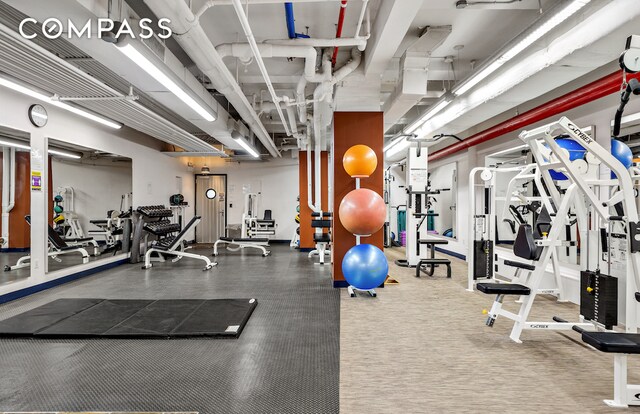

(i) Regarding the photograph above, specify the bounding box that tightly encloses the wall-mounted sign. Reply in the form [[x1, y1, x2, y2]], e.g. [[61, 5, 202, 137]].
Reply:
[[31, 171, 42, 191]]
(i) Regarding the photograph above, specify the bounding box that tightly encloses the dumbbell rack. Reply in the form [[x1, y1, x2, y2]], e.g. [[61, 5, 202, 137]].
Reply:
[[132, 205, 180, 263]]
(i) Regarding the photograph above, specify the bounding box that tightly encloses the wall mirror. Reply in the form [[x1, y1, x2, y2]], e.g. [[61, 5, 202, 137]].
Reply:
[[45, 138, 132, 274]]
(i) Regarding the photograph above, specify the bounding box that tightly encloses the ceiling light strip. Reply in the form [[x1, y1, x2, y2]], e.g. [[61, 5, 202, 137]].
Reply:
[[116, 42, 217, 122]]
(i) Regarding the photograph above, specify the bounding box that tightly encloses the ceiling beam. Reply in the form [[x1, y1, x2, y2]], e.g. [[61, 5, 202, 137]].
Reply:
[[363, 0, 424, 76]]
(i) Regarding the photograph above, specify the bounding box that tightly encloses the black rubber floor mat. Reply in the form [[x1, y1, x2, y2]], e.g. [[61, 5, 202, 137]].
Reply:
[[0, 298, 258, 339], [0, 298, 103, 335]]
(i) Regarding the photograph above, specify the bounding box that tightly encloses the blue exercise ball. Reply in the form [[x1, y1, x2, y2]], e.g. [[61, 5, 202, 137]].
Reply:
[[549, 137, 586, 180], [342, 244, 388, 290], [611, 139, 633, 179]]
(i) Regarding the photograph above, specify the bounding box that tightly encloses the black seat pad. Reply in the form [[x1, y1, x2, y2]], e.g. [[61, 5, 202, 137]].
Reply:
[[419, 258, 451, 264], [477, 283, 530, 295], [503, 260, 535, 271], [219, 237, 269, 243], [581, 332, 640, 354], [418, 239, 449, 245], [311, 212, 333, 217], [636, 292, 640, 303], [313, 233, 331, 243]]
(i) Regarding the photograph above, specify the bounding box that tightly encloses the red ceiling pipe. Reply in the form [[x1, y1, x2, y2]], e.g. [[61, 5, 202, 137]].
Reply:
[[331, 1, 348, 67], [428, 70, 640, 163]]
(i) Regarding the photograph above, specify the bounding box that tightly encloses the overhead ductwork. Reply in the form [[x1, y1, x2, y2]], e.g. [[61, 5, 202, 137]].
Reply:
[[144, 0, 281, 157], [383, 26, 452, 132]]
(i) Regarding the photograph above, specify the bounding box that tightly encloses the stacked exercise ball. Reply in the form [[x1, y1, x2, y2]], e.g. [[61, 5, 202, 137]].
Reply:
[[339, 188, 386, 236], [343, 144, 378, 178], [339, 144, 388, 291]]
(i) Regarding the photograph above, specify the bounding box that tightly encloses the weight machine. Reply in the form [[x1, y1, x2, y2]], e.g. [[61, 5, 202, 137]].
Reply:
[[474, 116, 640, 345], [467, 163, 568, 302], [241, 193, 276, 238]]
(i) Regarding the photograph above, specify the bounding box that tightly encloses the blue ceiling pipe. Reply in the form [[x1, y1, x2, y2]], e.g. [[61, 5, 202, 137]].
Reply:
[[284, 3, 310, 39]]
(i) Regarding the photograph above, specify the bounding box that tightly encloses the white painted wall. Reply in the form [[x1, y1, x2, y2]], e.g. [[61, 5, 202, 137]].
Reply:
[[51, 158, 133, 233], [202, 158, 299, 241], [0, 86, 195, 295]]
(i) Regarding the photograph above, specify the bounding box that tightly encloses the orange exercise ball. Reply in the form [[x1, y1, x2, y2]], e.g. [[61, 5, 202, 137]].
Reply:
[[343, 145, 378, 178], [339, 188, 386, 236]]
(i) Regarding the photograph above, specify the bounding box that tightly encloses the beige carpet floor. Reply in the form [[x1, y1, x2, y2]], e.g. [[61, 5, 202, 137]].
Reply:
[[340, 247, 640, 414]]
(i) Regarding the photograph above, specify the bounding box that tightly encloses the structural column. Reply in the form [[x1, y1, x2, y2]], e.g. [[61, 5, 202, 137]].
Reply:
[[332, 112, 384, 287]]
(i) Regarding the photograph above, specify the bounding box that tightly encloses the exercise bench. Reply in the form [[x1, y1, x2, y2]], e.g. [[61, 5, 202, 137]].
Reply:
[[5, 216, 90, 271], [574, 301, 640, 409], [213, 237, 271, 257], [143, 216, 216, 271], [416, 237, 451, 278]]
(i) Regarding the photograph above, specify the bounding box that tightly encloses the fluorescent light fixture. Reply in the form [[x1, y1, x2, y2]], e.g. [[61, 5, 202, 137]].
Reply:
[[117, 43, 216, 122], [0, 138, 30, 150], [234, 136, 260, 158], [48, 148, 82, 159], [385, 137, 410, 157], [0, 75, 121, 129], [0, 137, 81, 159], [454, 0, 591, 96], [486, 144, 528, 159], [406, 98, 452, 134]]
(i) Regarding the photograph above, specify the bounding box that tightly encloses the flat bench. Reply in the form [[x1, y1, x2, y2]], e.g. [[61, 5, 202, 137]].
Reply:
[[576, 325, 640, 407], [476, 283, 531, 296], [581, 332, 640, 354], [416, 258, 451, 278], [214, 237, 270, 257]]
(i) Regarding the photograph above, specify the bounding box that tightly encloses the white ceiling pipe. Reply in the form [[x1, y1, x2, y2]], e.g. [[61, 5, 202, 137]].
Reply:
[[146, 0, 280, 157], [216, 43, 328, 83], [354, 0, 369, 39], [296, 50, 332, 123], [260, 100, 304, 141], [266, 37, 367, 50], [230, 0, 292, 138]]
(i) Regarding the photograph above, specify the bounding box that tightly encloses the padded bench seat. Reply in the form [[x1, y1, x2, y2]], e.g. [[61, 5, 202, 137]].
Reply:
[[219, 237, 269, 243], [581, 332, 640, 354], [477, 283, 531, 296], [418, 258, 451, 264], [504, 259, 536, 271], [418, 238, 449, 245], [313, 233, 331, 243]]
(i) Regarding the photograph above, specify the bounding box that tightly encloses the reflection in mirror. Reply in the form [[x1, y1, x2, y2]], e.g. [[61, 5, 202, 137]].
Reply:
[[428, 162, 456, 238], [0, 126, 31, 285], [46, 138, 132, 273], [485, 145, 531, 248]]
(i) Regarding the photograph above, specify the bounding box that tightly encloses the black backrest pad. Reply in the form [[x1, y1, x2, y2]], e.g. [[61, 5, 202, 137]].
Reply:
[[168, 216, 200, 250], [513, 224, 538, 261], [263, 210, 272, 221], [25, 215, 69, 250]]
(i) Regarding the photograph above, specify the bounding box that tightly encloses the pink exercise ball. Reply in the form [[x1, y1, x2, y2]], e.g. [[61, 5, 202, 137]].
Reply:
[[339, 188, 386, 236]]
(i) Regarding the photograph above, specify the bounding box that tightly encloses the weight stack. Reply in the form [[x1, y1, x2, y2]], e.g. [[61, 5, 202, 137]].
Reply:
[[580, 270, 618, 330], [473, 240, 493, 280]]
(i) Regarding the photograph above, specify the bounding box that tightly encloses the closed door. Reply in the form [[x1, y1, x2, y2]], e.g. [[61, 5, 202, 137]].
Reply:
[[195, 175, 226, 243]]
